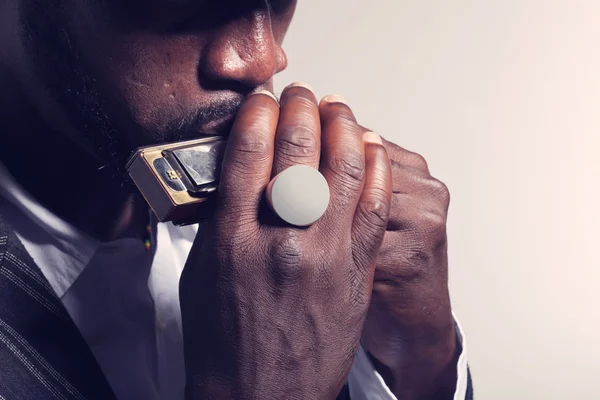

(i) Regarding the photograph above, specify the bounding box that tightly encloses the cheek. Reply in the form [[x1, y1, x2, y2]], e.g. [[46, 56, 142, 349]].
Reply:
[[98, 36, 208, 130], [272, 0, 297, 41], [61, 0, 295, 140], [67, 9, 210, 136]]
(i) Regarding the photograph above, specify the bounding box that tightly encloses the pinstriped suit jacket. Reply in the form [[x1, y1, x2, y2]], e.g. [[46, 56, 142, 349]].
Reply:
[[0, 208, 117, 399], [0, 206, 472, 400]]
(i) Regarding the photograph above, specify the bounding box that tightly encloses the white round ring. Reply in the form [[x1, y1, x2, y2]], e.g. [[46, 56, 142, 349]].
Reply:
[[266, 165, 330, 227]]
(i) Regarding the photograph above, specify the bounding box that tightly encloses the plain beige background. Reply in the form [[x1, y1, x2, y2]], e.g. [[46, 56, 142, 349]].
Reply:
[[274, 1, 600, 399]]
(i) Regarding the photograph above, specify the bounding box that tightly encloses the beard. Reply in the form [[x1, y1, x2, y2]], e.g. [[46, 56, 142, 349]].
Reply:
[[19, 0, 130, 182], [18, 0, 241, 187]]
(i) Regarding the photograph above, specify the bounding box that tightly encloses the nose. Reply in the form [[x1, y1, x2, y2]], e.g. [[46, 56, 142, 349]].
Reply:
[[200, 10, 288, 90]]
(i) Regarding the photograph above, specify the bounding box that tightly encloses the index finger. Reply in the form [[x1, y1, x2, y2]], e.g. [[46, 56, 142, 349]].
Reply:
[[218, 91, 280, 217]]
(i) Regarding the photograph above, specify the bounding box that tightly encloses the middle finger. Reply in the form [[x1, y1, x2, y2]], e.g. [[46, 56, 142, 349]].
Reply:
[[271, 82, 321, 176]]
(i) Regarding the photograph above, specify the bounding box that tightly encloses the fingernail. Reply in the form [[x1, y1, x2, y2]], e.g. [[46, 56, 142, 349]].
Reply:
[[363, 131, 382, 145], [287, 82, 313, 92], [251, 89, 278, 102], [322, 94, 347, 105]]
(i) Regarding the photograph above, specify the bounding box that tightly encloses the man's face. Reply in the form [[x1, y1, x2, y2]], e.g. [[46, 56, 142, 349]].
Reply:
[[13, 0, 295, 173]]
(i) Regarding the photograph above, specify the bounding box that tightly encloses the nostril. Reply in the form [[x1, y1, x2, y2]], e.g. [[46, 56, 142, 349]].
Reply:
[[197, 49, 260, 94], [275, 47, 288, 74], [197, 10, 281, 91]]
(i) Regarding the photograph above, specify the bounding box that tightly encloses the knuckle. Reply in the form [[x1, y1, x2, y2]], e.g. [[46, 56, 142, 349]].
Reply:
[[357, 197, 390, 232], [399, 243, 432, 274], [416, 211, 448, 248], [409, 152, 428, 169], [429, 179, 451, 207], [329, 153, 365, 186], [386, 141, 429, 171], [234, 134, 271, 156], [269, 234, 306, 285], [394, 226, 441, 274], [231, 135, 272, 167], [276, 125, 319, 161]]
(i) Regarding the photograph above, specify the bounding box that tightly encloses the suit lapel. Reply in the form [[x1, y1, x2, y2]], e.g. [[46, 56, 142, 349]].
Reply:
[[0, 204, 116, 400]]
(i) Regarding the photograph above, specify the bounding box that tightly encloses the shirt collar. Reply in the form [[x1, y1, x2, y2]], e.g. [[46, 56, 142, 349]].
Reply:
[[0, 161, 99, 296]]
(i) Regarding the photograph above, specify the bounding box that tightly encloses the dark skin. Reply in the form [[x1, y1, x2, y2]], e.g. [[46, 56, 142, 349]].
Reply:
[[0, 0, 458, 399]]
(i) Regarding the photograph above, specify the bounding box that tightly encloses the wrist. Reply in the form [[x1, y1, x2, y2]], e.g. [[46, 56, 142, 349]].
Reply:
[[363, 315, 459, 399], [368, 330, 459, 399]]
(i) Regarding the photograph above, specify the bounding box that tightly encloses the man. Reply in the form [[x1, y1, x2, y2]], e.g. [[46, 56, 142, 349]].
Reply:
[[0, 0, 472, 398]]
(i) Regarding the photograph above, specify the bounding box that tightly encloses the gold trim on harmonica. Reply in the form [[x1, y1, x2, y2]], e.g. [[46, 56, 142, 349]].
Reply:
[[126, 136, 226, 226]]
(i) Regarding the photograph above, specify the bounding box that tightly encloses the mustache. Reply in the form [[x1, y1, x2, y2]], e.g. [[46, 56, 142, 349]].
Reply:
[[157, 99, 243, 142]]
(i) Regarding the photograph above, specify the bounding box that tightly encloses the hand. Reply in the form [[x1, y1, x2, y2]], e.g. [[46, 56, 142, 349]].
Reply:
[[361, 139, 459, 399], [179, 86, 393, 400]]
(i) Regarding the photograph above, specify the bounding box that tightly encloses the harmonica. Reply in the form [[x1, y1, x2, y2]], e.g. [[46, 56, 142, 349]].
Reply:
[[126, 136, 226, 226]]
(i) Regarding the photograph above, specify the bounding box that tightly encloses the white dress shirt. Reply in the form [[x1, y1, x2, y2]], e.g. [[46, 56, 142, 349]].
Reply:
[[0, 162, 468, 400]]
